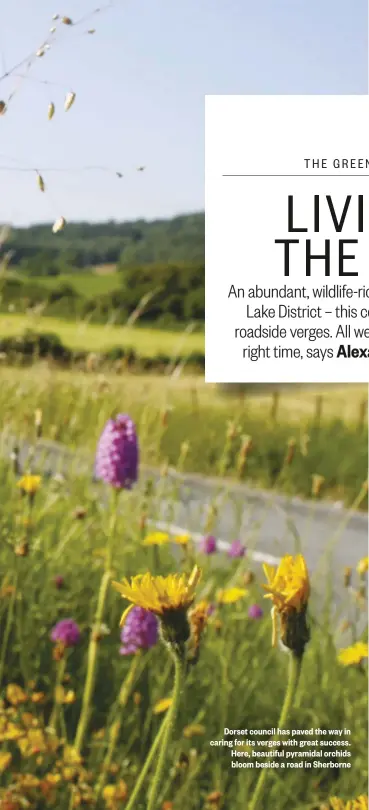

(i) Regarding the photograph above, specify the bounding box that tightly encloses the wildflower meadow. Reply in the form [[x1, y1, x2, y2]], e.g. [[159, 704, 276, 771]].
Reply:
[[0, 370, 367, 810]]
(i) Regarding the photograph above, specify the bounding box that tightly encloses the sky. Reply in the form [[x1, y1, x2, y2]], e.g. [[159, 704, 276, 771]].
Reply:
[[0, 0, 367, 226]]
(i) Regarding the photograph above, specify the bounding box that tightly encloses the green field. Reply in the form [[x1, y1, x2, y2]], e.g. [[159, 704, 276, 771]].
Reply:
[[0, 314, 204, 356], [40, 270, 122, 299]]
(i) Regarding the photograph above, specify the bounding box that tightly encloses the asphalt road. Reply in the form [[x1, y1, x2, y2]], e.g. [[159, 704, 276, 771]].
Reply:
[[1, 431, 367, 610]]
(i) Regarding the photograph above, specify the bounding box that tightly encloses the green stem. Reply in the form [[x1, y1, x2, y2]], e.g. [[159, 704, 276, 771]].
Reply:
[[96, 654, 141, 798], [147, 652, 185, 810], [248, 653, 302, 810], [124, 713, 169, 810], [49, 656, 67, 734], [74, 492, 119, 754], [0, 574, 17, 688], [74, 569, 111, 754]]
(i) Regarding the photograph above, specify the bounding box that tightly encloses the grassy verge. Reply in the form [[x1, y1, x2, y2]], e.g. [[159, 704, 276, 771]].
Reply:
[[0, 366, 366, 508]]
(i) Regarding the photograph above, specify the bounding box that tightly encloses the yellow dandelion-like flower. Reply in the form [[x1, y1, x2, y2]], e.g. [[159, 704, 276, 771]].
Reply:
[[352, 799, 368, 810], [216, 587, 247, 605], [338, 641, 368, 666], [19, 773, 41, 789], [52, 216, 66, 233], [0, 751, 12, 772], [63, 745, 83, 765], [64, 91, 76, 111], [357, 557, 368, 576], [262, 554, 310, 654], [48, 102, 55, 120], [17, 474, 41, 496], [6, 683, 28, 705], [353, 797, 368, 810], [153, 697, 173, 715], [263, 554, 310, 612], [18, 728, 47, 756], [31, 692, 46, 704], [113, 566, 202, 624], [103, 780, 128, 808], [143, 532, 169, 547], [45, 773, 62, 785], [174, 533, 190, 546]]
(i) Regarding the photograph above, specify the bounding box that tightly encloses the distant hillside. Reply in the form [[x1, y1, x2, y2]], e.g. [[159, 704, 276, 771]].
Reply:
[[6, 212, 204, 269]]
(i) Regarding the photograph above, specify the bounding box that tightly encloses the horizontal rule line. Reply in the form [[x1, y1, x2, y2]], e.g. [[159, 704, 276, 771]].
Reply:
[[222, 173, 369, 177]]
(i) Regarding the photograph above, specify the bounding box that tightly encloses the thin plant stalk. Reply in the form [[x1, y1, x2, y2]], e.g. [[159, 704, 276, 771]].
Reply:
[[96, 653, 141, 797], [74, 493, 119, 754], [248, 652, 302, 810], [0, 575, 17, 688], [73, 568, 111, 754], [147, 652, 185, 810], [49, 656, 67, 734], [123, 713, 170, 810]]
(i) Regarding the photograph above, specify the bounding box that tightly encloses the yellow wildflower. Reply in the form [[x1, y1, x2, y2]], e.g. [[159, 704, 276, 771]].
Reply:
[[18, 728, 47, 756], [103, 780, 128, 808], [16, 474, 41, 496], [113, 566, 201, 623], [263, 555, 310, 611], [217, 587, 247, 605], [6, 684, 28, 705], [45, 773, 62, 785], [353, 798, 368, 810], [63, 745, 83, 765], [143, 532, 169, 546], [18, 773, 40, 788], [174, 534, 190, 546], [357, 557, 368, 575], [0, 721, 25, 742], [262, 554, 310, 654], [153, 697, 173, 715], [31, 692, 46, 704], [0, 751, 12, 771], [338, 641, 368, 666], [55, 686, 76, 704]]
